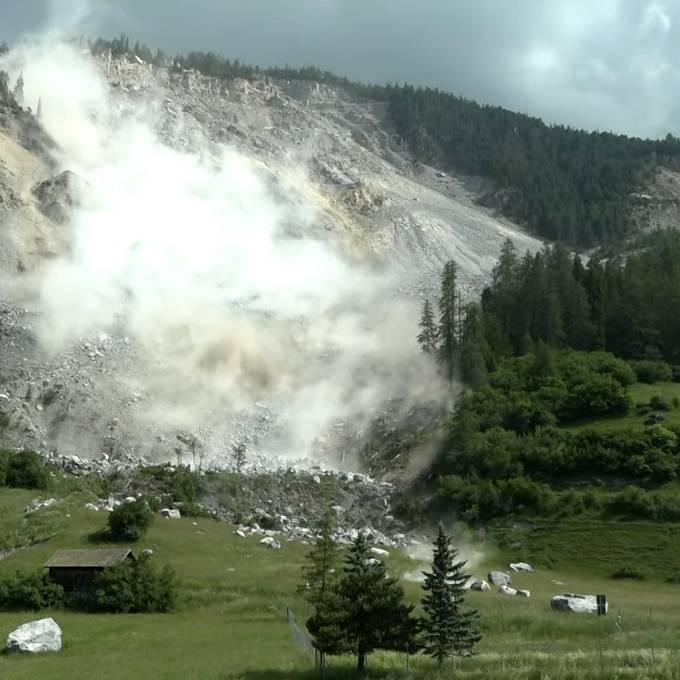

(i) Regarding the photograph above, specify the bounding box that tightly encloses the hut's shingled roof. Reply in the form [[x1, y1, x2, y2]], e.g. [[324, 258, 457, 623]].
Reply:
[[44, 548, 133, 568]]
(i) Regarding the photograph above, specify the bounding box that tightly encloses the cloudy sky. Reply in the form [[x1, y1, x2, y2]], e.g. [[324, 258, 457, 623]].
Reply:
[[3, 0, 680, 139]]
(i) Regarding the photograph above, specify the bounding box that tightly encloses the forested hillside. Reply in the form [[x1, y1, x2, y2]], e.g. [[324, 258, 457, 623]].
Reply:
[[388, 87, 680, 246], [480, 231, 680, 363], [89, 35, 680, 248], [411, 230, 680, 531]]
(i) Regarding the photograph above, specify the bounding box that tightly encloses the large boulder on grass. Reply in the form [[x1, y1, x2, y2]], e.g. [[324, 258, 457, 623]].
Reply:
[[510, 562, 534, 573], [5, 618, 62, 653], [550, 593, 602, 614], [488, 570, 512, 587]]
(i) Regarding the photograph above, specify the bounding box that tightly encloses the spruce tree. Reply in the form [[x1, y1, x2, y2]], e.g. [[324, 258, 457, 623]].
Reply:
[[460, 303, 489, 388], [12, 72, 24, 107], [300, 511, 339, 604], [438, 260, 460, 382], [309, 533, 417, 672], [417, 298, 438, 353], [302, 511, 341, 676], [420, 526, 481, 665]]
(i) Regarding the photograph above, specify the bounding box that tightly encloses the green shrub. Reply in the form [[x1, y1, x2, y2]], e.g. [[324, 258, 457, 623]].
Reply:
[[611, 565, 646, 580], [4, 450, 48, 489], [0, 571, 64, 610], [649, 395, 670, 411], [393, 494, 427, 526], [178, 501, 210, 518], [107, 499, 154, 541], [611, 485, 680, 521], [557, 373, 631, 421], [630, 360, 673, 384], [93, 558, 177, 613], [168, 467, 199, 503], [437, 474, 555, 521]]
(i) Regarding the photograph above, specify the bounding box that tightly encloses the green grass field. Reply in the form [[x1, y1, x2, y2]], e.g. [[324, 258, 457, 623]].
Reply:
[[2, 488, 680, 679], [565, 382, 680, 432]]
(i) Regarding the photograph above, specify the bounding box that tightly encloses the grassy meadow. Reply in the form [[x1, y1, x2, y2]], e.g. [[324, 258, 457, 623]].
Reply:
[[2, 488, 680, 678]]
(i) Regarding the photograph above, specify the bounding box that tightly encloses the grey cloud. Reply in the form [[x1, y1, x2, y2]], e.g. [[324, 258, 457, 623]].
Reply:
[[3, 0, 680, 138]]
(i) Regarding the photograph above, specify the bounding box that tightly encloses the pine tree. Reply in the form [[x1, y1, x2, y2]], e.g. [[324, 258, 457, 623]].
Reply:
[[438, 260, 460, 382], [12, 72, 24, 106], [308, 533, 417, 672], [460, 303, 489, 388], [302, 511, 340, 677], [231, 442, 247, 477], [417, 298, 438, 353], [299, 511, 339, 604], [420, 526, 481, 665]]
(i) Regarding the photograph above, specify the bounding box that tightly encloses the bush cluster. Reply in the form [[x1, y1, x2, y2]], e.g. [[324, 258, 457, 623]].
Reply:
[[93, 558, 177, 613], [629, 360, 673, 384], [0, 449, 49, 489], [435, 349, 680, 521], [107, 499, 154, 541], [0, 571, 64, 610], [611, 486, 680, 521]]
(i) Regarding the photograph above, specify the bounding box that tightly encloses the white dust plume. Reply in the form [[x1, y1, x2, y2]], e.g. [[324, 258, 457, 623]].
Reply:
[[0, 39, 444, 465]]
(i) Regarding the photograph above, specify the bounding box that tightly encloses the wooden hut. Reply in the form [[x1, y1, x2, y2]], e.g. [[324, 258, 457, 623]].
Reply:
[[44, 548, 135, 591]]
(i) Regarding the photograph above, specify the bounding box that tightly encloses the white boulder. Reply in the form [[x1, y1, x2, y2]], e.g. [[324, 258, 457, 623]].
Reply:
[[161, 508, 181, 519], [260, 537, 281, 550], [488, 571, 512, 587], [370, 547, 389, 557], [498, 584, 518, 596], [516, 589, 531, 598], [6, 618, 62, 653], [551, 593, 603, 614], [510, 562, 534, 573]]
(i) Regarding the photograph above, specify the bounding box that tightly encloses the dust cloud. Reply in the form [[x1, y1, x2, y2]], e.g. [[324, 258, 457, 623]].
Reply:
[[0, 36, 445, 465]]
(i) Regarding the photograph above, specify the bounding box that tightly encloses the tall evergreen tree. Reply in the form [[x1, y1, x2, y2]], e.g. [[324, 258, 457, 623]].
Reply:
[[460, 303, 489, 388], [12, 72, 24, 107], [302, 511, 340, 677], [417, 298, 438, 353], [299, 510, 339, 604], [420, 526, 481, 665], [308, 533, 417, 673], [438, 260, 460, 382]]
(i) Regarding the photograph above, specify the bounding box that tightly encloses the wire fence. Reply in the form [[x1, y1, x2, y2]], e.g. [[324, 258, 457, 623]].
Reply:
[[283, 604, 326, 674]]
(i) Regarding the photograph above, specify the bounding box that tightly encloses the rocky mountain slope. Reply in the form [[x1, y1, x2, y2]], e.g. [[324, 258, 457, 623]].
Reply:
[[0, 48, 676, 473]]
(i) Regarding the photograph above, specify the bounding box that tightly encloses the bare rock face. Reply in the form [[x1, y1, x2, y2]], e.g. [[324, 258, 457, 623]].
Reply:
[[5, 617, 62, 653], [32, 170, 85, 224]]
